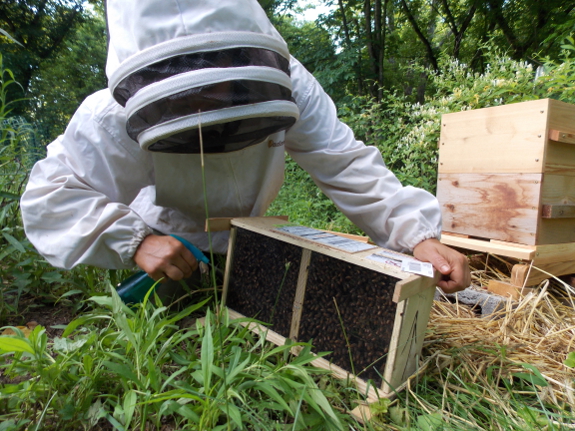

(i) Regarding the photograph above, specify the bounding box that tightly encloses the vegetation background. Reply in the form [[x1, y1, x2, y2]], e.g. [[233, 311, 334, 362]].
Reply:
[[0, 0, 574, 429]]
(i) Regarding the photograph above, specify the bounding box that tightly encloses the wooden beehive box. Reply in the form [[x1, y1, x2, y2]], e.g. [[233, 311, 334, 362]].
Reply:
[[222, 217, 438, 402], [437, 98, 575, 246]]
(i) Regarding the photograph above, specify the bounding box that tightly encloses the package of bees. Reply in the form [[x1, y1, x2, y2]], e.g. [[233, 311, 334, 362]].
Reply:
[[221, 217, 439, 404]]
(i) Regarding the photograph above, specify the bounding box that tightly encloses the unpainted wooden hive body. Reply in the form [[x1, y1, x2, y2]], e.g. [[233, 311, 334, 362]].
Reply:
[[437, 98, 575, 245]]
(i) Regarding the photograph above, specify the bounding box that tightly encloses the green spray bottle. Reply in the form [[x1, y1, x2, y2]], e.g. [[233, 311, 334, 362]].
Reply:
[[115, 234, 210, 304]]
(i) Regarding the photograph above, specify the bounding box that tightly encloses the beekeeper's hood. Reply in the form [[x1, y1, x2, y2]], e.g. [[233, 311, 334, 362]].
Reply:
[[106, 0, 299, 154]]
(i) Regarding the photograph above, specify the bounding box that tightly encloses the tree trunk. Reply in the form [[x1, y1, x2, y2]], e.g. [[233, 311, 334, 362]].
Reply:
[[337, 0, 364, 95], [399, 0, 440, 73]]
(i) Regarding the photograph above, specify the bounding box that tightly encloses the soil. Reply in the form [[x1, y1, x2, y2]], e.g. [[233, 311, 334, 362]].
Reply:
[[3, 294, 78, 338], [0, 294, 78, 385]]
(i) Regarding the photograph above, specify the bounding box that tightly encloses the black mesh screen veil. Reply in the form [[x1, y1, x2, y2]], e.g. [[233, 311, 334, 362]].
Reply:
[[126, 79, 295, 153], [113, 47, 290, 106], [145, 116, 295, 153]]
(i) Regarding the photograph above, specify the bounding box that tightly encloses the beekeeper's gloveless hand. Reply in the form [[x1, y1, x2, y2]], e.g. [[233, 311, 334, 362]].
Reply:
[[133, 235, 198, 282], [413, 238, 470, 294]]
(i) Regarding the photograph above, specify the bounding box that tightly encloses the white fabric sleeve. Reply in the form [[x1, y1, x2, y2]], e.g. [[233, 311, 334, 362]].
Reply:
[[21, 91, 154, 269], [285, 58, 442, 252]]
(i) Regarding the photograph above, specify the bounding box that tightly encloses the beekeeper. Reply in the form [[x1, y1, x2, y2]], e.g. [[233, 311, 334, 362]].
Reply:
[[21, 0, 470, 293]]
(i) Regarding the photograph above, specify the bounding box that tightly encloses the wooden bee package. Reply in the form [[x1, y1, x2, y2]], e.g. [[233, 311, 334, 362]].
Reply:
[[222, 217, 438, 401]]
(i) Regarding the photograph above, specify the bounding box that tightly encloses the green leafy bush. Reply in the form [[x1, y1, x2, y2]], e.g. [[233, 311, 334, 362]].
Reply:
[[341, 44, 575, 195], [0, 55, 115, 323]]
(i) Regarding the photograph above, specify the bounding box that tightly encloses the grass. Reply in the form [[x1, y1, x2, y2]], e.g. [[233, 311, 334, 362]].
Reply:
[[0, 286, 355, 430]]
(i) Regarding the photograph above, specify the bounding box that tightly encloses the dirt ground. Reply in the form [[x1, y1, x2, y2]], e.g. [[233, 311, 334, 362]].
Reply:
[[3, 295, 78, 339]]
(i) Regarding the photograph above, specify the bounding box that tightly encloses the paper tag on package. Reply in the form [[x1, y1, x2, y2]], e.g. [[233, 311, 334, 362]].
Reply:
[[276, 226, 376, 253], [367, 250, 434, 278]]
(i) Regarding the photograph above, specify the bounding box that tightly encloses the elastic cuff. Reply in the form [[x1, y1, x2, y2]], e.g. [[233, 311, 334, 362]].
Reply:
[[122, 225, 154, 267], [405, 229, 441, 253]]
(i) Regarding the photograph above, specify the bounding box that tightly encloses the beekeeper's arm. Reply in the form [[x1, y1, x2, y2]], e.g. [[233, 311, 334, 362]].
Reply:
[[285, 58, 470, 292], [21, 91, 197, 280]]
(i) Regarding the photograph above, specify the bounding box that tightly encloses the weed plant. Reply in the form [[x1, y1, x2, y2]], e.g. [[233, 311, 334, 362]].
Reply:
[[0, 55, 120, 325], [0, 286, 360, 430]]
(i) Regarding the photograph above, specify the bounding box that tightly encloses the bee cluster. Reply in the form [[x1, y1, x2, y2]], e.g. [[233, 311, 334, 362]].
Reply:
[[226, 228, 301, 336], [299, 253, 397, 385]]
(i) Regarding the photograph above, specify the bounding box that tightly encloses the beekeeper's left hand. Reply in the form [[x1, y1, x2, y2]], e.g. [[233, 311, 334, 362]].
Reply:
[[413, 238, 470, 294]]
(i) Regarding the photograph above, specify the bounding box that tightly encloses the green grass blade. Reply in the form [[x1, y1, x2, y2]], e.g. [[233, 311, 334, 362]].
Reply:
[[103, 361, 142, 386], [0, 336, 34, 354], [123, 390, 137, 429], [201, 314, 214, 392]]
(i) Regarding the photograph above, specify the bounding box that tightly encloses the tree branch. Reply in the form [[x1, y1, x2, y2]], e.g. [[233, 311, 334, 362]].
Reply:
[[399, 0, 439, 72]]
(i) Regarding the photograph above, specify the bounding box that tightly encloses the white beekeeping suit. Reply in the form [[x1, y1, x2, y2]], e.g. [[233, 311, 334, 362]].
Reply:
[[21, 0, 442, 270]]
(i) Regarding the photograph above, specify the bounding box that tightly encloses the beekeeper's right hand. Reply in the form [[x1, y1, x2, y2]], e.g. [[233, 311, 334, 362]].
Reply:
[[133, 234, 198, 282]]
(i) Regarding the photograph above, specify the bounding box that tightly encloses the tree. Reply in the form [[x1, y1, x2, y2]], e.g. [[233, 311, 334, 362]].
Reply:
[[0, 0, 106, 140], [483, 0, 575, 60], [28, 6, 107, 141], [0, 1, 88, 110]]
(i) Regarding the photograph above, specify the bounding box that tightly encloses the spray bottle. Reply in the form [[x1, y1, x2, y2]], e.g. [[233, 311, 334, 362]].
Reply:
[[116, 234, 210, 304]]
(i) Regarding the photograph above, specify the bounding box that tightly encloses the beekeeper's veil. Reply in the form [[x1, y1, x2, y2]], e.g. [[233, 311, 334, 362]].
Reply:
[[106, 0, 299, 154]]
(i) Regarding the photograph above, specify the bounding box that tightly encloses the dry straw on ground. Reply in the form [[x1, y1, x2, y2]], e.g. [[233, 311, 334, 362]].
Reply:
[[419, 254, 575, 419]]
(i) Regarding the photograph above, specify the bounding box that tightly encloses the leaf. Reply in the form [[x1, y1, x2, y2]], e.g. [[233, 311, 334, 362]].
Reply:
[[513, 363, 548, 387], [123, 390, 137, 429], [565, 352, 575, 368], [41, 271, 66, 283], [0, 244, 17, 261], [218, 402, 243, 429], [2, 232, 26, 253], [0, 336, 34, 354], [87, 400, 107, 426], [106, 414, 126, 431], [370, 398, 391, 416], [53, 336, 88, 353], [83, 354, 94, 375], [417, 412, 444, 431], [254, 382, 292, 414], [0, 191, 20, 200], [147, 354, 159, 392], [201, 314, 214, 391], [165, 297, 211, 326], [512, 372, 548, 387], [517, 406, 549, 426], [103, 361, 141, 385], [59, 289, 84, 299], [223, 356, 251, 385], [58, 402, 76, 421], [389, 406, 408, 425], [175, 405, 200, 423], [89, 295, 115, 308], [0, 29, 23, 46], [0, 419, 21, 431], [62, 315, 100, 337]]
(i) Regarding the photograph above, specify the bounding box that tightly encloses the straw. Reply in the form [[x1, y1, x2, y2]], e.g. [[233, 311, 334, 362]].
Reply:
[[425, 255, 575, 406]]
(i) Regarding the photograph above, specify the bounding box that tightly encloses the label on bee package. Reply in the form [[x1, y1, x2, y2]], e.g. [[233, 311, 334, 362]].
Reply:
[[275, 226, 377, 253], [368, 250, 434, 278]]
